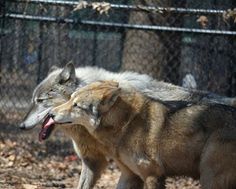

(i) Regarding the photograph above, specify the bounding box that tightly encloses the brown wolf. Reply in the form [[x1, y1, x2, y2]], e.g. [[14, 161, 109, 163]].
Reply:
[[47, 81, 236, 189]]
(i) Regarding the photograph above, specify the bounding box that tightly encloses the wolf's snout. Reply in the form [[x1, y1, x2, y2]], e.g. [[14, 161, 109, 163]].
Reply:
[[19, 122, 33, 130], [19, 122, 26, 130]]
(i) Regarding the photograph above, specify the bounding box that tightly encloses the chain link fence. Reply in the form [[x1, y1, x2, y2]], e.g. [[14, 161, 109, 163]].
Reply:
[[0, 0, 236, 126]]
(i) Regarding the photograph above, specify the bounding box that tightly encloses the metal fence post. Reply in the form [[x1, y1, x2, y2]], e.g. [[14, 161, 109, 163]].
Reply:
[[37, 21, 43, 84], [0, 0, 6, 84]]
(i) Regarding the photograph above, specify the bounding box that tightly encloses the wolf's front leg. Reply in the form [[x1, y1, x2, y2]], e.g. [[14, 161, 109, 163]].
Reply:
[[116, 162, 144, 189], [69, 129, 108, 189], [77, 155, 107, 189]]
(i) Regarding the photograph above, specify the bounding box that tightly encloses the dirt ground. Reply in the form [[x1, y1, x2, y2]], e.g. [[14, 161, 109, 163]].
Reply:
[[0, 125, 201, 189]]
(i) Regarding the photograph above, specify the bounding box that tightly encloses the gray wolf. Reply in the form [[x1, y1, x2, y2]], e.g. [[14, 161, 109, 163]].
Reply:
[[20, 63, 236, 130], [20, 63, 236, 189], [49, 80, 236, 189]]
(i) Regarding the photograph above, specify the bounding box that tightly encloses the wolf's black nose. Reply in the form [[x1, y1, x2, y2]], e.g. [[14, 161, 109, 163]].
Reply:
[[19, 123, 26, 130], [47, 113, 55, 118]]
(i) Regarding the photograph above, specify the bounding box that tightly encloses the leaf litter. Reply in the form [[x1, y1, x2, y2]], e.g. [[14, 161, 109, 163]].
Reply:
[[0, 126, 200, 188]]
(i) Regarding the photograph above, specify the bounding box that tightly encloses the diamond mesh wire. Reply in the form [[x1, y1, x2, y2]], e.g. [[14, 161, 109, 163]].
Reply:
[[0, 0, 236, 125]]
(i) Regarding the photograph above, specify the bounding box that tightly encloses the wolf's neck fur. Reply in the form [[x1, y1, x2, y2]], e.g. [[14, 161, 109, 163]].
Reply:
[[90, 89, 169, 159], [97, 91, 155, 139]]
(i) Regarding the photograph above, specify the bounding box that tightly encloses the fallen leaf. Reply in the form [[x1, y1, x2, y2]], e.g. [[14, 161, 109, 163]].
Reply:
[[197, 15, 208, 28], [73, 1, 88, 11], [73, 1, 111, 15], [7, 161, 14, 167], [65, 155, 78, 162], [8, 154, 16, 162], [0, 143, 6, 149], [22, 184, 38, 189], [223, 8, 236, 23], [91, 2, 111, 15], [20, 162, 29, 167]]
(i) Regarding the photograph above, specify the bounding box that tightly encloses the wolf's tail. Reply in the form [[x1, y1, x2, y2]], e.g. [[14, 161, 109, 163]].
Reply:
[[202, 95, 236, 108], [231, 97, 236, 107]]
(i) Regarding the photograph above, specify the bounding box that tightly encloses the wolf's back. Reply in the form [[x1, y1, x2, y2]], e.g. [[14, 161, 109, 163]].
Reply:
[[75, 67, 153, 90], [74, 66, 236, 107]]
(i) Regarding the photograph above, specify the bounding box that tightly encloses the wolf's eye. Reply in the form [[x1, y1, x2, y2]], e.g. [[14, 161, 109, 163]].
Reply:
[[74, 103, 89, 112], [36, 98, 44, 103], [88, 104, 93, 112]]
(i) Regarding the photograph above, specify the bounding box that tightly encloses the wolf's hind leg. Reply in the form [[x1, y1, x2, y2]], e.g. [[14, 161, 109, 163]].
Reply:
[[200, 131, 236, 189]]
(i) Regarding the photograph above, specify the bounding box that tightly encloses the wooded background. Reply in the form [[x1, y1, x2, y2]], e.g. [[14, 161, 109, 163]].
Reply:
[[0, 0, 236, 125]]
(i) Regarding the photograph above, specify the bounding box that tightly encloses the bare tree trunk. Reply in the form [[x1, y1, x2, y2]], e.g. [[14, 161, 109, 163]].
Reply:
[[12, 20, 21, 72], [121, 0, 171, 79], [122, 0, 178, 78]]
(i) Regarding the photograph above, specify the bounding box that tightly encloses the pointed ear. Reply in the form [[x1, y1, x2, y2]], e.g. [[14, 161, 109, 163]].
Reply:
[[98, 87, 121, 113], [58, 62, 76, 84], [48, 65, 59, 75]]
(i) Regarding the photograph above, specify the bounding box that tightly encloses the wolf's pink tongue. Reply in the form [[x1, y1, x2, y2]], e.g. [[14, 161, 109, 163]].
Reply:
[[39, 117, 55, 142], [44, 117, 55, 128]]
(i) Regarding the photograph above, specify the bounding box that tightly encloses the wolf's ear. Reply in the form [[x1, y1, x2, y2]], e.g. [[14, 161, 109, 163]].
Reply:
[[48, 65, 59, 75], [98, 87, 121, 114], [58, 63, 76, 84]]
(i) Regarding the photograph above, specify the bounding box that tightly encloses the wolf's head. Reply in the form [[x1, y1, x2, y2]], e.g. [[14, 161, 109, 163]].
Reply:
[[41, 81, 121, 140], [19, 63, 78, 130]]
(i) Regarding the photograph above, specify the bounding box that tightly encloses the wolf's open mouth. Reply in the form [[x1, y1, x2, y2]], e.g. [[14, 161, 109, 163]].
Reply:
[[39, 115, 55, 141]]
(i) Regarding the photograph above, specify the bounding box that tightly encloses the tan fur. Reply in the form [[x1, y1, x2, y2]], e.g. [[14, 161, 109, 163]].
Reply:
[[52, 81, 236, 189], [59, 125, 108, 189], [56, 124, 144, 189]]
